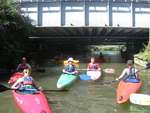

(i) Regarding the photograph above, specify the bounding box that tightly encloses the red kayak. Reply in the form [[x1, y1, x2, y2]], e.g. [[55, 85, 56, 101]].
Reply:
[[8, 73, 53, 113], [116, 80, 142, 104], [8, 72, 23, 85], [12, 90, 52, 113]]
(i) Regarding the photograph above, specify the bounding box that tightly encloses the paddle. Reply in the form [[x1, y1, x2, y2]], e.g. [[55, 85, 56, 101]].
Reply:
[[114, 63, 150, 82], [0, 83, 67, 93], [78, 68, 115, 74], [99, 63, 150, 85]]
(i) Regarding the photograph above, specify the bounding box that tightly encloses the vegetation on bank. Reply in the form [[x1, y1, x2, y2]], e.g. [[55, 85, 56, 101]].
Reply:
[[134, 45, 150, 62], [89, 45, 120, 52], [0, 0, 33, 68]]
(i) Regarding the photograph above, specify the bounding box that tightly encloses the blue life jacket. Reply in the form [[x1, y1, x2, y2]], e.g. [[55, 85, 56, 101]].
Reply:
[[123, 68, 140, 83], [23, 76, 33, 85], [65, 65, 76, 73]]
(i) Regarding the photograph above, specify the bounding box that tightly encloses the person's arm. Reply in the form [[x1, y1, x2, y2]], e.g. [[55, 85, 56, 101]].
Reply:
[[11, 78, 23, 89], [116, 68, 127, 80], [26, 63, 32, 73], [16, 64, 21, 71], [87, 63, 91, 71], [96, 63, 101, 71], [135, 68, 139, 79], [63, 66, 70, 74]]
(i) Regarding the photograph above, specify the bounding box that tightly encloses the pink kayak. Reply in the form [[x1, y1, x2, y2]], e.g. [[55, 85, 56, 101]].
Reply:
[[12, 90, 52, 113]]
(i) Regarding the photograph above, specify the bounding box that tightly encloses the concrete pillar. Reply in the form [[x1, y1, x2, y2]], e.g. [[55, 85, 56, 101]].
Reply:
[[60, 2, 65, 26], [108, 1, 112, 26], [126, 41, 136, 60], [37, 1, 42, 26], [84, 2, 89, 26], [131, 2, 135, 27]]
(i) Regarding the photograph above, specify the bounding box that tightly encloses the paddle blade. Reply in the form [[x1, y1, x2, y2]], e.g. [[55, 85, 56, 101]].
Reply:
[[103, 68, 115, 74], [0, 83, 10, 92]]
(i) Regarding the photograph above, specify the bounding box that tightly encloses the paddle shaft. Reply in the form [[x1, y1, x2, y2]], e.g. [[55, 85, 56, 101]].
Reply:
[[0, 83, 67, 92], [78, 68, 114, 74]]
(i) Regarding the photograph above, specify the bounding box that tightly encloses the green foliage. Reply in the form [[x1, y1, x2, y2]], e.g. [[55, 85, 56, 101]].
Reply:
[[135, 45, 150, 62], [100, 46, 120, 51], [0, 0, 33, 68]]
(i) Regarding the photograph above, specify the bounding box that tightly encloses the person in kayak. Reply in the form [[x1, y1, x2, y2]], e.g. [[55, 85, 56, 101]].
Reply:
[[11, 69, 41, 94], [86, 57, 101, 80], [87, 57, 101, 71], [16, 57, 31, 72], [116, 60, 140, 82], [63, 57, 78, 74]]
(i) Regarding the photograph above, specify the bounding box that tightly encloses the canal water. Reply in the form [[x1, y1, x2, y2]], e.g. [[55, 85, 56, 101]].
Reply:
[[1, 51, 150, 113]]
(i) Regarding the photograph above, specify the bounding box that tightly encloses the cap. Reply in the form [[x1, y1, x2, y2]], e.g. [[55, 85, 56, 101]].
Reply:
[[22, 57, 27, 61], [67, 57, 73, 62]]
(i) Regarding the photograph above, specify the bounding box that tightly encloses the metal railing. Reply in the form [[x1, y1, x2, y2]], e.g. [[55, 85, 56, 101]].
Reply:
[[14, 0, 150, 3]]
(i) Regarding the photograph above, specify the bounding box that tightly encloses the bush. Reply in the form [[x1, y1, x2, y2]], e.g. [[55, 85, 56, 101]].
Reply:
[[135, 45, 150, 62]]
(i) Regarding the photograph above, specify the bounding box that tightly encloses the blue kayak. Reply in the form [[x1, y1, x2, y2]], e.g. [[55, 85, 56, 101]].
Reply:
[[79, 74, 92, 81]]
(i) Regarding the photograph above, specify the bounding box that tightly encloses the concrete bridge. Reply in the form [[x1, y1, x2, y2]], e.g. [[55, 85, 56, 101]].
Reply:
[[15, 0, 150, 59], [16, 0, 150, 27], [29, 26, 148, 47]]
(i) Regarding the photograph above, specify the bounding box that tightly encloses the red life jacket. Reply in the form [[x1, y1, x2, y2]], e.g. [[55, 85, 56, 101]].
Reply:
[[88, 63, 99, 70]]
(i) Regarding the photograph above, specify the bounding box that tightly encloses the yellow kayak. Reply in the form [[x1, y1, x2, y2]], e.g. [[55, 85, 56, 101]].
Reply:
[[64, 60, 80, 67], [130, 93, 150, 106]]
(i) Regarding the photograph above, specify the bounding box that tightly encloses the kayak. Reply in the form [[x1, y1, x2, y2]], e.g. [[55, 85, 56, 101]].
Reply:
[[130, 93, 150, 106], [64, 60, 79, 67], [8, 72, 23, 85], [57, 73, 78, 89], [12, 90, 52, 113], [116, 80, 142, 104], [86, 71, 101, 80], [8, 73, 53, 113], [79, 74, 92, 81]]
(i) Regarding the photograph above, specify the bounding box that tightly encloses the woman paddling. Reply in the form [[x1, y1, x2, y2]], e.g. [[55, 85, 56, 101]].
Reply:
[[87, 57, 102, 80], [63, 57, 78, 75], [116, 60, 140, 82], [11, 69, 41, 94]]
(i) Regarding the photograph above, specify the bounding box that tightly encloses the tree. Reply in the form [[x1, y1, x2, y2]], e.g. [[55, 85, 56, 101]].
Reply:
[[0, 0, 33, 68]]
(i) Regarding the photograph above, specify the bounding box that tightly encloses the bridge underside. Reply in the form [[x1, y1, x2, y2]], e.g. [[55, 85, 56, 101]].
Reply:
[[30, 27, 148, 45]]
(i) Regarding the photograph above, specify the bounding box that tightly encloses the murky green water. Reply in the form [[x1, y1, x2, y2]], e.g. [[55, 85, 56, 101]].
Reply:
[[1, 52, 150, 113]]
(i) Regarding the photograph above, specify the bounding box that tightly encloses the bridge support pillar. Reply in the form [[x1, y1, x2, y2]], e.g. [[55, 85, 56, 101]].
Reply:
[[131, 2, 135, 27], [60, 2, 65, 26], [108, 1, 112, 26], [126, 41, 145, 60], [84, 2, 89, 26], [37, 0, 42, 26]]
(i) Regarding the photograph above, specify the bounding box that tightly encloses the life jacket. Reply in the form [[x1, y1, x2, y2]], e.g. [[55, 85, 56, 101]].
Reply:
[[88, 63, 99, 70], [65, 64, 76, 72], [123, 67, 139, 83], [23, 76, 33, 85]]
